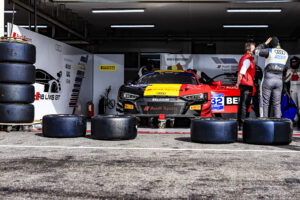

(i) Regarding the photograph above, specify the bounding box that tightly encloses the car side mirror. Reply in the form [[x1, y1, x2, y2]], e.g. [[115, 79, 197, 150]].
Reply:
[[212, 81, 222, 89]]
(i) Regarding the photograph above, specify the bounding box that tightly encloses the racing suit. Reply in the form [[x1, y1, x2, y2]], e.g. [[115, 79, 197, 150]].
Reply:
[[286, 68, 300, 121], [255, 44, 288, 118]]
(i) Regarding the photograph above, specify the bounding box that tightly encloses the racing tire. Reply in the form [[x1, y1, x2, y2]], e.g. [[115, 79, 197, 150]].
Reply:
[[243, 118, 293, 145], [0, 103, 34, 123], [0, 83, 35, 103], [91, 115, 137, 140], [191, 118, 238, 143], [0, 42, 36, 64], [0, 63, 36, 84], [42, 115, 87, 138]]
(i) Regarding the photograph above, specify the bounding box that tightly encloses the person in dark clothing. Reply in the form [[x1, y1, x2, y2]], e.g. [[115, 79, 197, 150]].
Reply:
[[138, 62, 154, 77], [236, 42, 256, 128], [254, 36, 288, 118], [252, 65, 263, 117]]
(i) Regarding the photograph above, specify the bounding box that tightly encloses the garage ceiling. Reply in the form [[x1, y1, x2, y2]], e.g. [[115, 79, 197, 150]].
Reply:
[[4, 0, 300, 41]]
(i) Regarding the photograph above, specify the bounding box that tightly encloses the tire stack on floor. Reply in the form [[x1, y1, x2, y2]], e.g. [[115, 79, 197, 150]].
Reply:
[[190, 117, 293, 145], [0, 38, 36, 123], [91, 115, 137, 140], [191, 118, 237, 144], [243, 118, 293, 145], [43, 115, 87, 138]]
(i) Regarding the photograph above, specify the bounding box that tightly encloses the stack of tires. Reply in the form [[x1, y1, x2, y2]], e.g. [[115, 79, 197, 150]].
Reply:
[[0, 39, 36, 123]]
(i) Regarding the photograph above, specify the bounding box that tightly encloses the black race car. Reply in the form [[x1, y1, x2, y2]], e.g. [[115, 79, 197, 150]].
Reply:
[[117, 70, 211, 127]]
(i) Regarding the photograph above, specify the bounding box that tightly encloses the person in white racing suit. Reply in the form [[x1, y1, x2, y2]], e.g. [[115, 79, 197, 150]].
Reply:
[[285, 56, 300, 121], [255, 37, 289, 118]]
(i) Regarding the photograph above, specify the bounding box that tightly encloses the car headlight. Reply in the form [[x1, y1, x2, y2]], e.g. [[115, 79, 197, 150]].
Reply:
[[122, 92, 140, 100], [181, 93, 208, 101]]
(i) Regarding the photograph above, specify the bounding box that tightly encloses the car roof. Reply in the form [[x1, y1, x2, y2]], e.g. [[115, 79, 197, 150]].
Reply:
[[155, 70, 191, 73]]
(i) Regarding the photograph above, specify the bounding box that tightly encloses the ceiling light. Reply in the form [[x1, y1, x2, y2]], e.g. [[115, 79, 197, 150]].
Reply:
[[5, 25, 48, 28], [92, 9, 145, 13], [4, 10, 17, 14], [19, 25, 48, 28], [233, 0, 291, 3], [223, 25, 269, 28], [111, 25, 155, 28], [227, 9, 282, 13]]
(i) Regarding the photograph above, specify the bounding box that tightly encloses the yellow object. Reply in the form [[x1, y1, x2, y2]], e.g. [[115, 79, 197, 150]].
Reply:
[[144, 84, 182, 96], [190, 105, 202, 110], [155, 70, 185, 73], [124, 104, 134, 109], [99, 65, 117, 71]]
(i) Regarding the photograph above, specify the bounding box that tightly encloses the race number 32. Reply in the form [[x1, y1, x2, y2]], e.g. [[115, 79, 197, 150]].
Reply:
[[211, 93, 224, 111]]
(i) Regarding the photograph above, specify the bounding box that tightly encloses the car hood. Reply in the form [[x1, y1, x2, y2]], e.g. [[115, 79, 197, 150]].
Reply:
[[122, 84, 210, 97]]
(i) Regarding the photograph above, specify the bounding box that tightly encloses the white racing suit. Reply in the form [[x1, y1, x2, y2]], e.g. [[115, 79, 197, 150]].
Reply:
[[255, 44, 288, 118], [286, 69, 300, 121]]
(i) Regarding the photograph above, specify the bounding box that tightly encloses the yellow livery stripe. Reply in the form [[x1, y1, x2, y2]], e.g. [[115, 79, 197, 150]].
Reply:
[[144, 84, 182, 96]]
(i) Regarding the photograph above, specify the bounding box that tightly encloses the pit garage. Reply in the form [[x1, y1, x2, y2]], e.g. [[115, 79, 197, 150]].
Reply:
[[0, 0, 300, 199]]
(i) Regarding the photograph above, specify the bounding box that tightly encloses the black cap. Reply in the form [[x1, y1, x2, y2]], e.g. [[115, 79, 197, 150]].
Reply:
[[290, 56, 300, 69], [269, 36, 279, 48]]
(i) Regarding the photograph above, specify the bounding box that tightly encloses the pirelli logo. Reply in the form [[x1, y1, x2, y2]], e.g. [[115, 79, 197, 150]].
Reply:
[[99, 65, 117, 71]]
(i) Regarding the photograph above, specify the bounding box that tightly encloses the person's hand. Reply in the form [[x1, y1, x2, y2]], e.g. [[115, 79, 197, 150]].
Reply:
[[265, 37, 272, 45], [235, 83, 239, 88]]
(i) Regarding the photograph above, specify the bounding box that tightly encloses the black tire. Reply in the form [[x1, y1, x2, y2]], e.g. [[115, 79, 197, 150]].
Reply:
[[0, 83, 35, 103], [0, 63, 35, 83], [243, 118, 293, 145], [0, 42, 36, 64], [0, 103, 34, 123], [191, 118, 238, 143], [42, 115, 87, 138], [91, 115, 137, 140]]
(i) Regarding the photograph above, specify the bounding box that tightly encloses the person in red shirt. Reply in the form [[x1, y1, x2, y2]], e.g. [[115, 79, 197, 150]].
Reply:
[[236, 42, 256, 128]]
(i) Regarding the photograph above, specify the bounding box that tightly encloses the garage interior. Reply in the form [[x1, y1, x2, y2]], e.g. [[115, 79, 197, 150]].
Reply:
[[0, 0, 300, 199]]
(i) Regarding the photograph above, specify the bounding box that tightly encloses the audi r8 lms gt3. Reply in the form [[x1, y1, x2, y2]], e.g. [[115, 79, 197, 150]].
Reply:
[[117, 70, 211, 127], [117, 70, 251, 127]]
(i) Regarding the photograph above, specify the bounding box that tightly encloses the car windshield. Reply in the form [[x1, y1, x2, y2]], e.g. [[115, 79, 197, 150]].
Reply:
[[137, 72, 198, 85]]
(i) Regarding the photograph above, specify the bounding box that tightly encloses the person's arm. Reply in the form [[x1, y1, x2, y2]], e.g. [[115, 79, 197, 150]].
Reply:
[[236, 73, 243, 87], [285, 69, 292, 82], [236, 59, 250, 87], [254, 37, 272, 58]]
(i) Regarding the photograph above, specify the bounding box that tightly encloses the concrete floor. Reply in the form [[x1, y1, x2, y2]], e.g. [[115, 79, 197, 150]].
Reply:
[[0, 131, 299, 199]]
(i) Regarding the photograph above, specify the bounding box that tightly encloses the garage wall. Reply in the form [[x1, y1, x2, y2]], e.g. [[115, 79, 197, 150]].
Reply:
[[93, 54, 124, 115]]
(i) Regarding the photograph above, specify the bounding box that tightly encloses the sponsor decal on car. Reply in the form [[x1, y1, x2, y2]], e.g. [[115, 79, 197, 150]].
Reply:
[[124, 104, 134, 109], [190, 105, 201, 110], [144, 84, 182, 96], [211, 92, 224, 111], [225, 96, 239, 105], [152, 98, 170, 102]]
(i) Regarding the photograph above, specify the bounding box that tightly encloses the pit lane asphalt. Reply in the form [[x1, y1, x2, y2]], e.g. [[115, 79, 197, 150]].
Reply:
[[0, 131, 299, 199]]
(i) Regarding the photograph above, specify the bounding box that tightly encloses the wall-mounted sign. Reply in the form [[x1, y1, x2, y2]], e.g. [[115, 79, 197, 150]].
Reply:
[[99, 65, 117, 71]]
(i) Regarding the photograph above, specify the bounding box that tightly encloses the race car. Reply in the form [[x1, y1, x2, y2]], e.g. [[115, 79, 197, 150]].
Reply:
[[117, 70, 248, 127]]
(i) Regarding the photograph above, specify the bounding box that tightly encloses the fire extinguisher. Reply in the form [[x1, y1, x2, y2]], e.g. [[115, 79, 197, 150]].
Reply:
[[87, 101, 94, 118]]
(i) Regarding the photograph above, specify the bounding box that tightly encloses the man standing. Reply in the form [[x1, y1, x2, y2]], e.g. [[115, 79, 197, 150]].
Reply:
[[253, 65, 263, 117], [236, 42, 256, 128], [255, 37, 288, 118]]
